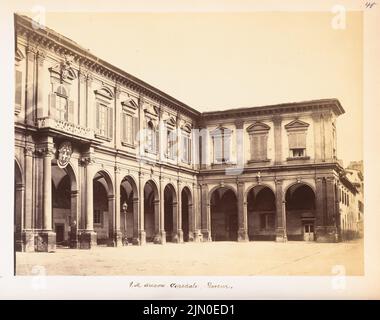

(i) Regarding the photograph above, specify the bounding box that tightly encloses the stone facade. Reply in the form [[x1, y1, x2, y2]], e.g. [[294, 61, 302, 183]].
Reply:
[[13, 14, 362, 252]]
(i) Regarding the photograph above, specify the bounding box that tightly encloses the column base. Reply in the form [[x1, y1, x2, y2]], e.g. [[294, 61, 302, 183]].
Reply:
[[108, 231, 123, 247], [153, 231, 166, 244], [133, 230, 146, 245], [315, 226, 339, 243], [237, 228, 249, 242], [79, 230, 97, 249], [69, 232, 79, 249], [201, 229, 212, 242], [275, 227, 288, 242], [172, 230, 183, 243], [191, 230, 203, 242], [21, 230, 35, 252], [36, 231, 56, 252]]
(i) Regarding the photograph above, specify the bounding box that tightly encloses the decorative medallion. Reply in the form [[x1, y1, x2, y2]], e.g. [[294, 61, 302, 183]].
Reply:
[[57, 141, 72, 168]]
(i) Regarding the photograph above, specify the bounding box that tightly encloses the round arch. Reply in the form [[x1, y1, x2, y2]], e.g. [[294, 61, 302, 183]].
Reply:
[[120, 175, 139, 199], [244, 183, 275, 202], [285, 182, 316, 241], [209, 184, 237, 200], [284, 181, 316, 198], [93, 169, 114, 196]]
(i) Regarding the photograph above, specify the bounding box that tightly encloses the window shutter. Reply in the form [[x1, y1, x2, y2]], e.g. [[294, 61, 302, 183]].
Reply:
[[121, 113, 126, 142], [252, 135, 260, 160], [155, 128, 159, 153], [133, 117, 139, 146], [49, 93, 56, 119], [288, 133, 297, 149], [259, 135, 267, 160], [297, 132, 306, 148], [108, 108, 113, 139], [15, 70, 22, 106], [214, 137, 221, 161], [95, 102, 100, 132], [68, 100, 74, 123]]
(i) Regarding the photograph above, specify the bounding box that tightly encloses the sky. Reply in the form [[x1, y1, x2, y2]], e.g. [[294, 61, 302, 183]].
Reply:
[[30, 11, 362, 166]]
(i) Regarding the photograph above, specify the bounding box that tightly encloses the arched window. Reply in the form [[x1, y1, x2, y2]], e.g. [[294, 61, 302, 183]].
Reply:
[[55, 85, 68, 121]]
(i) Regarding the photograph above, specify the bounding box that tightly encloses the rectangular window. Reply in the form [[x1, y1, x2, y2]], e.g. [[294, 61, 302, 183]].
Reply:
[[213, 135, 230, 163], [166, 129, 175, 159], [181, 134, 191, 164], [251, 134, 268, 161], [122, 113, 134, 145], [288, 132, 306, 158], [56, 95, 68, 121], [96, 102, 112, 139], [94, 210, 103, 225]]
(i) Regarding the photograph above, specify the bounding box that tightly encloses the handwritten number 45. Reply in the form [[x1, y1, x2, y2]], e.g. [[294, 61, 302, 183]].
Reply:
[[365, 2, 377, 8]]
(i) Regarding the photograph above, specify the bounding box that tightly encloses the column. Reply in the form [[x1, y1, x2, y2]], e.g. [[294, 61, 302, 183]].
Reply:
[[36, 50, 46, 119], [69, 190, 79, 248], [174, 180, 183, 243], [22, 145, 35, 252], [79, 153, 97, 249], [275, 179, 287, 242], [201, 183, 211, 241], [25, 46, 35, 126], [136, 172, 146, 245], [325, 177, 338, 242], [312, 113, 322, 161], [237, 181, 249, 241], [273, 116, 282, 164], [192, 182, 202, 242], [154, 176, 166, 244], [110, 166, 122, 247], [314, 176, 326, 242], [37, 140, 56, 252]]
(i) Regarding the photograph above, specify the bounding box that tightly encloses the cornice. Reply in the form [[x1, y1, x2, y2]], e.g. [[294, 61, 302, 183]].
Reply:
[[200, 99, 345, 122], [15, 14, 345, 124], [15, 14, 200, 119]]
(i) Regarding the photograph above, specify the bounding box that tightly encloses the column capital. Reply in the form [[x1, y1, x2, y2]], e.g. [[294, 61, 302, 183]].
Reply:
[[79, 155, 96, 166], [274, 178, 283, 185], [235, 119, 244, 129], [272, 115, 282, 125], [24, 146, 35, 156], [36, 50, 46, 66], [114, 165, 121, 174], [36, 146, 55, 157]]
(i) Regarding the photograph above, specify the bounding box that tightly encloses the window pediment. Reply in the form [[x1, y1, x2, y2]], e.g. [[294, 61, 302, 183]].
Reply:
[[94, 86, 114, 100], [15, 47, 25, 63], [181, 123, 192, 134], [49, 58, 77, 83], [121, 97, 138, 112], [285, 119, 309, 131], [210, 126, 232, 137], [165, 116, 176, 128], [246, 122, 270, 134]]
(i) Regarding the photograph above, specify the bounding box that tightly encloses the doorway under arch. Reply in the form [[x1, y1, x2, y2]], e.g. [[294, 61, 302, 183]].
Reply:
[[285, 183, 316, 241]]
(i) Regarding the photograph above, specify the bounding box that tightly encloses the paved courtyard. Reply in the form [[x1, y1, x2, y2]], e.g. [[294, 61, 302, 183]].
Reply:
[[16, 240, 364, 276]]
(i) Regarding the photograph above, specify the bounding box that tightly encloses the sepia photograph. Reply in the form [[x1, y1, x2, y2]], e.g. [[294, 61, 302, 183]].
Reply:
[[1, 0, 379, 300]]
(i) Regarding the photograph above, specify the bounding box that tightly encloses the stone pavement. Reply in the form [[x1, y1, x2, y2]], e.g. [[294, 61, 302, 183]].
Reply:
[[16, 239, 363, 276]]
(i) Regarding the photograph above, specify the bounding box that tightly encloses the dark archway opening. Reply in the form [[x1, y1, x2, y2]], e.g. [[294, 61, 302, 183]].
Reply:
[[285, 184, 316, 241], [210, 188, 238, 241], [247, 186, 276, 241]]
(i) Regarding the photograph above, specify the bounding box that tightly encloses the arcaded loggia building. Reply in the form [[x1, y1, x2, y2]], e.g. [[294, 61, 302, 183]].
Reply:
[[14, 14, 362, 252]]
